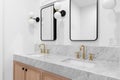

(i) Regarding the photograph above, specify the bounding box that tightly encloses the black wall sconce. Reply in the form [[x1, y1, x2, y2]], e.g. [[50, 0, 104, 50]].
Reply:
[[29, 12, 40, 24], [54, 2, 66, 19]]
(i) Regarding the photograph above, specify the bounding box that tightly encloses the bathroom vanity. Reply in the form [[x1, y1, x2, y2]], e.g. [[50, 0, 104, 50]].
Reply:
[[13, 53, 120, 80], [14, 61, 69, 80]]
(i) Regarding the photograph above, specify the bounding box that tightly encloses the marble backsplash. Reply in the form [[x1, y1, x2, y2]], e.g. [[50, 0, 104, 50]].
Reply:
[[35, 44, 120, 63]]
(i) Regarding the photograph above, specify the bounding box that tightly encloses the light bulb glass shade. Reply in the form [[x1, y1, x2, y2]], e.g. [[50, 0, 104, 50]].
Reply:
[[102, 0, 116, 9], [29, 12, 34, 18], [54, 2, 61, 10], [28, 19, 35, 24], [54, 12, 62, 19]]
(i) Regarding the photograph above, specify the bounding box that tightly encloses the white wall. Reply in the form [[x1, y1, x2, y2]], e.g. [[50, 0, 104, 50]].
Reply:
[[3, 0, 40, 80], [0, 0, 3, 79]]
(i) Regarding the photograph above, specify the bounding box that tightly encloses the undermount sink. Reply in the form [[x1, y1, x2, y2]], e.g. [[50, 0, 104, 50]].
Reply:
[[27, 54, 45, 57], [62, 58, 95, 68]]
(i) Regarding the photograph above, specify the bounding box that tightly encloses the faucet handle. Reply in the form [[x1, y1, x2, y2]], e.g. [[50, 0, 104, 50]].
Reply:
[[40, 49, 43, 53], [45, 49, 49, 54], [75, 52, 80, 59], [89, 53, 94, 61]]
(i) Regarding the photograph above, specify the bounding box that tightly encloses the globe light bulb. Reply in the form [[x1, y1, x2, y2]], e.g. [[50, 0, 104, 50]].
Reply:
[[28, 19, 35, 24], [102, 0, 116, 9], [54, 2, 61, 10], [54, 12, 62, 19]]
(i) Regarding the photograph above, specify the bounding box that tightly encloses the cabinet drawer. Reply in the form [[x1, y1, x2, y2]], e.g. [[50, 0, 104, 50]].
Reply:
[[42, 71, 70, 80], [14, 61, 70, 80]]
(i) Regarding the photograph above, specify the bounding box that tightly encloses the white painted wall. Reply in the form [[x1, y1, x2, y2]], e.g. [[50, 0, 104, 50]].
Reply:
[[0, 0, 3, 79], [3, 0, 40, 80]]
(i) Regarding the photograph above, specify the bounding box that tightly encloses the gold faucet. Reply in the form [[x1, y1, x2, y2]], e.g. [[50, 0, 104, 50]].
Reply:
[[80, 45, 86, 60], [39, 44, 49, 54]]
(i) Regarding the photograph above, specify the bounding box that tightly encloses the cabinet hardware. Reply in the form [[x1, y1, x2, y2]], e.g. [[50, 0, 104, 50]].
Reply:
[[75, 52, 80, 59], [25, 69, 27, 72], [22, 68, 24, 70]]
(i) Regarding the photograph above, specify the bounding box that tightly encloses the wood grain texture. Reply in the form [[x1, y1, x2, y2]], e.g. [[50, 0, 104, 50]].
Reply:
[[14, 61, 70, 80], [14, 62, 25, 80], [42, 71, 70, 80], [25, 68, 41, 80]]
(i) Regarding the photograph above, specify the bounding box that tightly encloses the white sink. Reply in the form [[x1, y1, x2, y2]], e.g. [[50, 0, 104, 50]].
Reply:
[[62, 59, 95, 68], [27, 54, 45, 57]]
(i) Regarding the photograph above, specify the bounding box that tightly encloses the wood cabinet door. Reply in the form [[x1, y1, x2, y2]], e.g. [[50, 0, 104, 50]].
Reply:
[[42, 72, 70, 80], [25, 68, 41, 80], [14, 61, 70, 80], [14, 63, 25, 80]]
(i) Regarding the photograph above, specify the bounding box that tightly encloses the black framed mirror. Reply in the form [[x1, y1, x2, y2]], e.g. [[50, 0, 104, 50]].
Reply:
[[40, 4, 57, 41], [70, 0, 98, 41]]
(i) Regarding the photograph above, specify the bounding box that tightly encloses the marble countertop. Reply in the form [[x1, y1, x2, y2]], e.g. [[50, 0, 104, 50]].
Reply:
[[13, 54, 120, 80]]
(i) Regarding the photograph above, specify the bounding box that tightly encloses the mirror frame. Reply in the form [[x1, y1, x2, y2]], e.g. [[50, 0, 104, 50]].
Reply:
[[69, 0, 99, 41], [40, 4, 57, 41]]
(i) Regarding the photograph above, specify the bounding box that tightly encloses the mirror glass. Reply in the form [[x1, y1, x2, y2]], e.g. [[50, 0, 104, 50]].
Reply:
[[40, 4, 57, 41], [70, 0, 98, 41]]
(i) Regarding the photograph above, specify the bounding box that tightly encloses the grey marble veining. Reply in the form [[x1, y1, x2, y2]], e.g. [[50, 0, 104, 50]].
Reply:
[[26, 45, 120, 80], [14, 54, 120, 80], [86, 46, 120, 62], [35, 45, 120, 63]]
